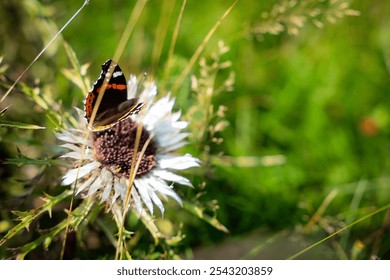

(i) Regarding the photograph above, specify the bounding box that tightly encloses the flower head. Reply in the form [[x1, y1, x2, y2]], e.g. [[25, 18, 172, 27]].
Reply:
[[57, 75, 199, 216]]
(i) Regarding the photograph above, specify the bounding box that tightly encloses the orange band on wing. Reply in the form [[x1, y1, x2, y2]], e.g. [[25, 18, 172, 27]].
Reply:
[[97, 84, 127, 92]]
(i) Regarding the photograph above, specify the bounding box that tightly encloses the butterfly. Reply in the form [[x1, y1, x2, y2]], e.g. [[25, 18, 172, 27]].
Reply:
[[84, 59, 144, 131]]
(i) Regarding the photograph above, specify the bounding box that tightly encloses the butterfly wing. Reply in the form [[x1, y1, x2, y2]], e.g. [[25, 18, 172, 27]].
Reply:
[[84, 59, 144, 131]]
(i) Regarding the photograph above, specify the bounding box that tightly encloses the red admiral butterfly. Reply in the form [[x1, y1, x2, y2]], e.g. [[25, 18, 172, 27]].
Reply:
[[84, 59, 144, 131]]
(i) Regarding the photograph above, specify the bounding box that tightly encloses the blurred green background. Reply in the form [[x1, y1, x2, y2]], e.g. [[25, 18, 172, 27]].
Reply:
[[0, 0, 389, 259]]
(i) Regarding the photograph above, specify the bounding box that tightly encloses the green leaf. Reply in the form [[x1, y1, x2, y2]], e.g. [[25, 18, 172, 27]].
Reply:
[[0, 190, 73, 248], [0, 120, 45, 130], [3, 156, 53, 167], [183, 201, 229, 233], [63, 41, 90, 94]]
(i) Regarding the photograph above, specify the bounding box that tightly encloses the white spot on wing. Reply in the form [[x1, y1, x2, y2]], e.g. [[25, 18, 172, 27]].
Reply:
[[112, 71, 123, 78]]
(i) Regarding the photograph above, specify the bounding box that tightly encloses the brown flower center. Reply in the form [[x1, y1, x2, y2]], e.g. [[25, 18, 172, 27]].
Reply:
[[92, 118, 157, 177]]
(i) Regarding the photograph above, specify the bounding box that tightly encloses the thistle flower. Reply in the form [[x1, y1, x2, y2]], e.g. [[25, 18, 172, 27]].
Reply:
[[57, 75, 199, 217]]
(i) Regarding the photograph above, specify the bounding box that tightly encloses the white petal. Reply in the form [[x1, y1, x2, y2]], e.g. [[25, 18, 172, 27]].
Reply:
[[149, 119, 178, 137], [171, 111, 181, 122], [157, 132, 189, 148], [148, 177, 182, 205], [131, 187, 143, 215], [158, 154, 200, 170], [114, 178, 127, 202], [87, 176, 103, 196], [60, 151, 82, 160], [159, 141, 187, 153], [61, 143, 82, 152], [76, 172, 99, 194], [60, 151, 94, 161], [101, 176, 113, 203], [87, 168, 111, 196], [152, 169, 193, 187], [60, 144, 93, 160], [62, 161, 101, 185], [172, 120, 188, 129], [56, 132, 76, 143], [143, 96, 174, 127], [127, 75, 138, 99], [75, 107, 86, 122], [56, 130, 89, 145], [134, 179, 154, 214], [111, 181, 121, 204], [139, 82, 157, 104], [148, 187, 164, 214]]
